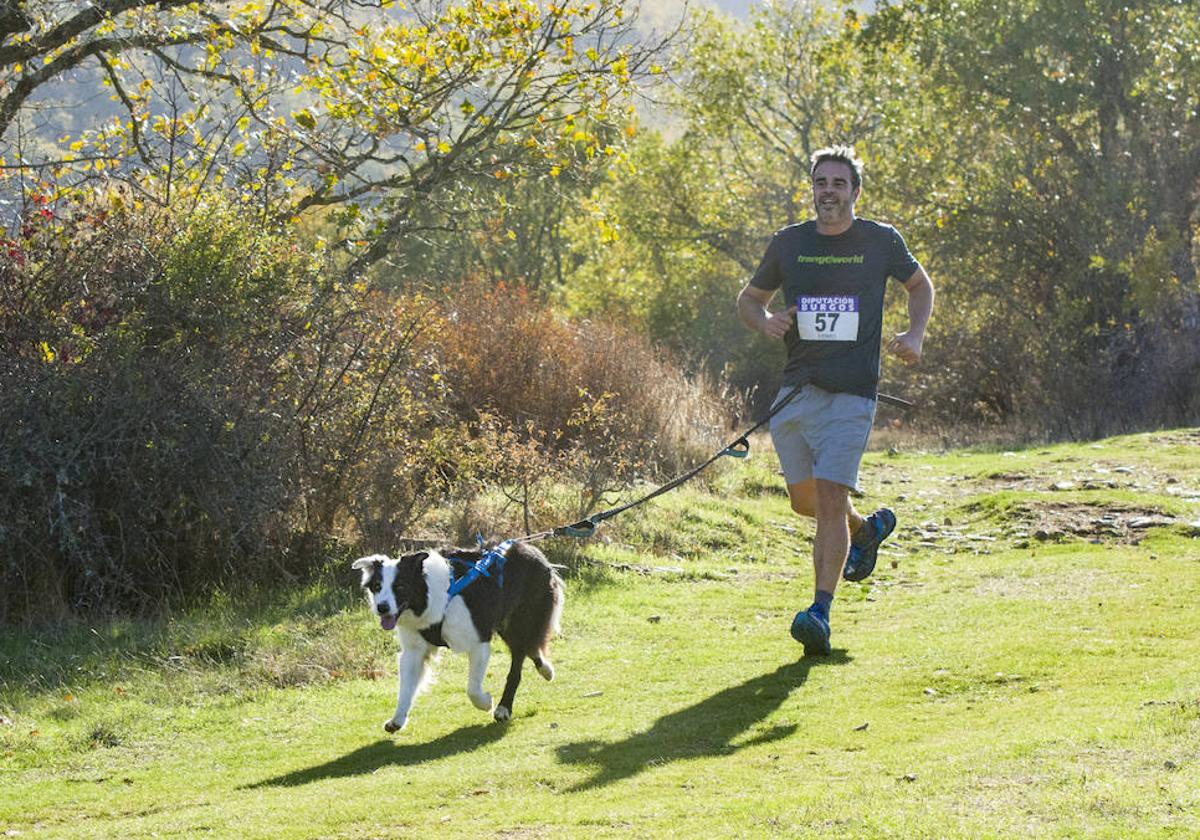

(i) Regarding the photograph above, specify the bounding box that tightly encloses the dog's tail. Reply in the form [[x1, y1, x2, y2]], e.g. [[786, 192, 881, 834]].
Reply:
[[546, 571, 564, 638], [533, 571, 564, 681]]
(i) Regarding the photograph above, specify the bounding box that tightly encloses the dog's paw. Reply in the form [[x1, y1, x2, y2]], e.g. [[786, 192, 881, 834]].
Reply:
[[493, 705, 512, 722], [383, 716, 408, 733], [468, 690, 493, 712], [537, 661, 555, 681]]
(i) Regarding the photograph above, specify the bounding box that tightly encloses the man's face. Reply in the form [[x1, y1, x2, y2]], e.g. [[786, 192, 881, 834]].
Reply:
[[811, 160, 859, 228]]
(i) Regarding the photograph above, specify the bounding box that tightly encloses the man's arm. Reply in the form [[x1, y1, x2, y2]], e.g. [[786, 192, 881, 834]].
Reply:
[[886, 266, 934, 364], [737, 283, 796, 340]]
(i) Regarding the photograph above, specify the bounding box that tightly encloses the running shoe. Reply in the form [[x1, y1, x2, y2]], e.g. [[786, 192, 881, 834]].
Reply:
[[790, 609, 831, 656], [843, 508, 897, 582]]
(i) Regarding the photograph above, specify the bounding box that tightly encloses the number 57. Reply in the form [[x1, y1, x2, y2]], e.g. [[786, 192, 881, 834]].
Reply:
[[815, 312, 840, 331]]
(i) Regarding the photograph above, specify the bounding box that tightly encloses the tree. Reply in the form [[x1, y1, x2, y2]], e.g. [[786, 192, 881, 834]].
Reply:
[[860, 0, 1200, 431], [559, 1, 916, 398], [1, 0, 674, 276]]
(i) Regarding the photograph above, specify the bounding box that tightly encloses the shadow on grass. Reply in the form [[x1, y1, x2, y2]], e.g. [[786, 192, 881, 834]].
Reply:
[[242, 723, 506, 789], [557, 651, 852, 792]]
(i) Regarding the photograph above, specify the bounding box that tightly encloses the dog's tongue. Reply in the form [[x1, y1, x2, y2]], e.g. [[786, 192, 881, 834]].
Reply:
[[380, 614, 397, 631]]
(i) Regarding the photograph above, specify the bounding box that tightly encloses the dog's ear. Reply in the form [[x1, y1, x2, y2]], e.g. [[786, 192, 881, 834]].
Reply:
[[351, 554, 385, 584]]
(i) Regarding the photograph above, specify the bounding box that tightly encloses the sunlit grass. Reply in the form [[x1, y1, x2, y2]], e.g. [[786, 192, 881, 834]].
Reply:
[[2, 429, 1199, 838]]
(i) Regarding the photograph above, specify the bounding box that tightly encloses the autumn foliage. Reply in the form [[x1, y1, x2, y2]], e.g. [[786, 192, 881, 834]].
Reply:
[[0, 192, 730, 622]]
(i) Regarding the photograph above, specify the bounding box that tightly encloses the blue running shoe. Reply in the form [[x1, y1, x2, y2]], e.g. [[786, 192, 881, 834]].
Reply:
[[790, 609, 831, 656], [843, 508, 897, 582]]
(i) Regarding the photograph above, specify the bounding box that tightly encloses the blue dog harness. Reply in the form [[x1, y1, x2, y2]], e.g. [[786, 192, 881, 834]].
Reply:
[[445, 538, 514, 600], [418, 539, 514, 648]]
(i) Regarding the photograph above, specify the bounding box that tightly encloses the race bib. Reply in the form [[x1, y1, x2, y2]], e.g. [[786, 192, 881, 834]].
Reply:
[[795, 295, 859, 341]]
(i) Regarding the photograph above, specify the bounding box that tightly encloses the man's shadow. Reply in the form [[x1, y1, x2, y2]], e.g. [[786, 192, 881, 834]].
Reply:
[[557, 651, 851, 792], [243, 722, 506, 789]]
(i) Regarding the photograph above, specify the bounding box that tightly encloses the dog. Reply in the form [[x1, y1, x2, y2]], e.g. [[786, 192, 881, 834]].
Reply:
[[352, 541, 564, 732]]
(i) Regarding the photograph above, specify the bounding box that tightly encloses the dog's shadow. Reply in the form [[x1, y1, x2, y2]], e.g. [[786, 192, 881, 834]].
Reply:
[[556, 651, 851, 792], [242, 722, 505, 789]]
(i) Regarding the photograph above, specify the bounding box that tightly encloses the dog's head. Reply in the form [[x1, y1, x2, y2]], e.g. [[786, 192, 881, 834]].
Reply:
[[351, 551, 430, 631]]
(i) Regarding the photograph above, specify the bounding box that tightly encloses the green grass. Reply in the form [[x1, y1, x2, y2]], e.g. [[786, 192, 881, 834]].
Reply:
[[3, 429, 1200, 838]]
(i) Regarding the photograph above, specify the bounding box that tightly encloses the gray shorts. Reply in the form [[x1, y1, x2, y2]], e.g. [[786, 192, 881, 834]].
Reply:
[[768, 384, 877, 490]]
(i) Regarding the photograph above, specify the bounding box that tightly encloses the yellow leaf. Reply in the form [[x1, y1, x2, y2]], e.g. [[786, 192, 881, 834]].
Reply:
[[39, 342, 55, 363], [437, 140, 451, 154], [291, 109, 316, 130]]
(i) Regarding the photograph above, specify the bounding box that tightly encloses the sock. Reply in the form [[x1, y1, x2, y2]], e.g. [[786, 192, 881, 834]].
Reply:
[[810, 589, 834, 621]]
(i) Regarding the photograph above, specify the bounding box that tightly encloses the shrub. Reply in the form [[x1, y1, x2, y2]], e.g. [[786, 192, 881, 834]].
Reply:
[[434, 278, 736, 537], [1, 193, 325, 620], [0, 193, 459, 620], [0, 196, 738, 623]]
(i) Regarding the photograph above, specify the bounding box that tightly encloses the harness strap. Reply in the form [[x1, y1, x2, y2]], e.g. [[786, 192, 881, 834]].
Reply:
[[419, 622, 447, 647], [446, 538, 514, 600]]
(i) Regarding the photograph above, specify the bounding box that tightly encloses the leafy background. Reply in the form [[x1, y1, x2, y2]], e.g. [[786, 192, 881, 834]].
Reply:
[[2, 0, 1198, 619]]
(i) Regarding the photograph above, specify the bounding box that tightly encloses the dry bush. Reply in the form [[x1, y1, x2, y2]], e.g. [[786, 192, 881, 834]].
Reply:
[[0, 194, 326, 621], [435, 279, 736, 534], [0, 197, 738, 623], [0, 193, 465, 621]]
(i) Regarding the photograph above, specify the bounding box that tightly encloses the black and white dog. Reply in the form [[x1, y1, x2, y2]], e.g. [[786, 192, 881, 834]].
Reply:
[[353, 541, 564, 732]]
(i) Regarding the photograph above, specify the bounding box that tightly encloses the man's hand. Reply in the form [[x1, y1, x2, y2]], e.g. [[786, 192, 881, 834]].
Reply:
[[737, 283, 795, 340], [893, 268, 934, 364], [762, 306, 797, 340], [887, 330, 923, 364]]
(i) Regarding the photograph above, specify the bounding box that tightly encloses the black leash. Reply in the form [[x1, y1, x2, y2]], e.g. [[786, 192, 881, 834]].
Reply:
[[514, 384, 913, 544]]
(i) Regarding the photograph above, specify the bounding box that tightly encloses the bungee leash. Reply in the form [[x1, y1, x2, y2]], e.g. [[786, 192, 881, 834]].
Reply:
[[515, 382, 912, 544], [516, 386, 914, 542], [453, 385, 913, 594]]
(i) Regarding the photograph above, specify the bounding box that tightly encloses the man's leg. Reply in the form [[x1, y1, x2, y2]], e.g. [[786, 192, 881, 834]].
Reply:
[[787, 478, 859, 655], [789, 478, 895, 582], [786, 478, 866, 539], [812, 479, 853, 595]]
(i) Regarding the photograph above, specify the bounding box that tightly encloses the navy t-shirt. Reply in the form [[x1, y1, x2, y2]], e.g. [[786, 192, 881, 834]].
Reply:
[[750, 218, 919, 398]]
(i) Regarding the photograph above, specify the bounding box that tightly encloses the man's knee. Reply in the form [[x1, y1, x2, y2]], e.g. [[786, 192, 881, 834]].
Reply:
[[787, 481, 816, 517], [790, 496, 815, 517], [813, 479, 850, 519]]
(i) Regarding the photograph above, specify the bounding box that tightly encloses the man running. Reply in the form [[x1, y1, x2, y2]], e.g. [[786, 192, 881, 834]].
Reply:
[[736, 145, 934, 655]]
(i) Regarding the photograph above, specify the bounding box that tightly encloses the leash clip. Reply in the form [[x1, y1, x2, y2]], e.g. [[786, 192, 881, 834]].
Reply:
[[722, 437, 750, 459], [558, 517, 598, 538]]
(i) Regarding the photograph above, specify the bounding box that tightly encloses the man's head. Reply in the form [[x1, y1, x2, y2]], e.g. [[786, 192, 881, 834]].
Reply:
[[810, 145, 863, 190], [810, 145, 862, 232]]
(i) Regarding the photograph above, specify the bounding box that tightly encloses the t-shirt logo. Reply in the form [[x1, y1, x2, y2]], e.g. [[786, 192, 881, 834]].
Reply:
[[796, 254, 865, 265], [795, 295, 859, 342]]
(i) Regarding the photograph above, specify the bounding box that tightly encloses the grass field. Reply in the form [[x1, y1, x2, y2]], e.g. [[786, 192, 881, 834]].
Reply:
[[3, 429, 1199, 838]]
